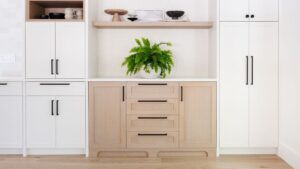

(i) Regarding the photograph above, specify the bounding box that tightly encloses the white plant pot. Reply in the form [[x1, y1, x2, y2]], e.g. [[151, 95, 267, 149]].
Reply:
[[140, 68, 161, 79]]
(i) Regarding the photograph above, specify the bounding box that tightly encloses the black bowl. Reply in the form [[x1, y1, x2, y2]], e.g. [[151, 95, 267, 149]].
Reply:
[[40, 14, 49, 19], [49, 13, 65, 19], [166, 10, 185, 20]]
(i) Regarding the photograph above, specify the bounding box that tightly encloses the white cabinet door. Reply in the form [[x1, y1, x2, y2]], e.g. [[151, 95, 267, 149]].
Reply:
[[220, 0, 249, 21], [0, 96, 22, 148], [249, 22, 278, 147], [26, 96, 56, 148], [55, 96, 85, 148], [249, 0, 278, 21], [55, 22, 85, 79], [220, 22, 250, 147], [26, 22, 55, 79]]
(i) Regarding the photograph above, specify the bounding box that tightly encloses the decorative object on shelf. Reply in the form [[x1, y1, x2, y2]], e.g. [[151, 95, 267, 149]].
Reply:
[[105, 9, 128, 22], [65, 8, 74, 20], [166, 11, 185, 20], [75, 9, 83, 20], [49, 13, 65, 19], [135, 10, 164, 22], [40, 14, 49, 19], [122, 38, 174, 79], [127, 13, 138, 22]]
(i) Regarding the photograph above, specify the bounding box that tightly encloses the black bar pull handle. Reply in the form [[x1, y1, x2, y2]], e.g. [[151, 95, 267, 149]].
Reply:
[[56, 100, 59, 116], [122, 86, 125, 102], [51, 100, 54, 116], [0, 83, 8, 86], [40, 83, 70, 86], [51, 59, 54, 75], [138, 100, 167, 103], [138, 83, 168, 86], [138, 117, 168, 120], [251, 56, 254, 85], [246, 56, 249, 85], [138, 133, 168, 136], [56, 59, 59, 75], [181, 86, 183, 102]]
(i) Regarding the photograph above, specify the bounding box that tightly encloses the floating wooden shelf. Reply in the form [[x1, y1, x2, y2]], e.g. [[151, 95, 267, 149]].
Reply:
[[92, 21, 213, 29]]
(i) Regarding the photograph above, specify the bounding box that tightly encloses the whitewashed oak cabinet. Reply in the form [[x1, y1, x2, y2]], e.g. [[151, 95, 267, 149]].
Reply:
[[89, 82, 216, 158], [26, 22, 85, 79], [220, 0, 278, 21]]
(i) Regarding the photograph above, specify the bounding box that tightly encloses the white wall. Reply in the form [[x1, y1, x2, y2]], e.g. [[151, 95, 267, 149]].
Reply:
[[0, 0, 24, 78], [279, 0, 300, 168]]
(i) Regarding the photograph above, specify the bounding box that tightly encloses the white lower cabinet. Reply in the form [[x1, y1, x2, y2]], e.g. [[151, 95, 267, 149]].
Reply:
[[26, 82, 85, 151]]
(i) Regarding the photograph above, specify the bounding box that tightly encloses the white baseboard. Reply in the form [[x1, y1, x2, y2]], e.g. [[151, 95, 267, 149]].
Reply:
[[0, 148, 22, 155], [220, 147, 278, 155], [278, 144, 300, 169], [25, 148, 86, 155]]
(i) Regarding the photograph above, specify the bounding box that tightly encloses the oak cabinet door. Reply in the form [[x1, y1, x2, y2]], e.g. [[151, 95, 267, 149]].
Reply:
[[220, 22, 250, 148], [26, 22, 55, 79], [179, 82, 216, 148], [0, 96, 22, 148], [55, 22, 85, 79], [89, 82, 126, 149], [26, 96, 56, 148], [249, 22, 278, 147], [55, 96, 85, 148]]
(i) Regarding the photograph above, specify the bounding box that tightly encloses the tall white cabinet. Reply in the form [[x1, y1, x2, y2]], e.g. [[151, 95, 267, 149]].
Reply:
[[220, 0, 279, 151]]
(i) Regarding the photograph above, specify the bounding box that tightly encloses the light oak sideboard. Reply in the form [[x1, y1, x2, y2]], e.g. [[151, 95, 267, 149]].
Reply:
[[89, 81, 216, 158]]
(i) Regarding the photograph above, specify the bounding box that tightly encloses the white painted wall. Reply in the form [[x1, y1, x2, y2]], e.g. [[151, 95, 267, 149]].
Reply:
[[279, 0, 300, 168], [0, 0, 25, 78]]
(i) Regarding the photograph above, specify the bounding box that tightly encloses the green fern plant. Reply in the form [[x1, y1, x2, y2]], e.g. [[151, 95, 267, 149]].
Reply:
[[122, 37, 174, 78]]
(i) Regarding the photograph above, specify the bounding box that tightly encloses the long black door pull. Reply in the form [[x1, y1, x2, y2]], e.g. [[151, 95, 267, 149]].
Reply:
[[56, 100, 59, 116]]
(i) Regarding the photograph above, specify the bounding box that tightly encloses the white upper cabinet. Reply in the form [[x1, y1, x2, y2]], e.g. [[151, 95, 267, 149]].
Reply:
[[26, 22, 85, 79], [220, 0, 278, 21], [26, 22, 55, 79], [56, 23, 85, 79]]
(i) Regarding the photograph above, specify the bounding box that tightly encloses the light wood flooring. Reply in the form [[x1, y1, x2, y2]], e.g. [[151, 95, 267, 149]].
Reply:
[[0, 155, 293, 169]]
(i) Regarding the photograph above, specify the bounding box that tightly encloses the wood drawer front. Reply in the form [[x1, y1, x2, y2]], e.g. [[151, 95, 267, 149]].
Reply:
[[127, 99, 179, 115], [26, 82, 85, 96], [0, 82, 22, 96], [127, 82, 179, 99], [127, 115, 179, 132], [127, 132, 179, 148]]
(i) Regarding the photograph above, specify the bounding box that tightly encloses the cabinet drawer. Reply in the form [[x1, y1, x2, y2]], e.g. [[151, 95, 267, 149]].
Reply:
[[0, 82, 22, 95], [26, 82, 85, 96], [127, 132, 178, 148], [127, 99, 178, 115], [127, 115, 179, 132], [127, 82, 179, 99]]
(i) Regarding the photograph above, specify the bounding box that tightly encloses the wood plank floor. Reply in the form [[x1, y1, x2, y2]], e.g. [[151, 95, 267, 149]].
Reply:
[[0, 155, 293, 169]]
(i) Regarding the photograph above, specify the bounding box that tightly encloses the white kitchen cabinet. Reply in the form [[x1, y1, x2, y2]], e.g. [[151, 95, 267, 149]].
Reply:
[[26, 22, 85, 79], [0, 96, 22, 148], [220, 0, 278, 21], [55, 96, 85, 148], [56, 23, 85, 79], [26, 22, 55, 79], [220, 22, 278, 148]]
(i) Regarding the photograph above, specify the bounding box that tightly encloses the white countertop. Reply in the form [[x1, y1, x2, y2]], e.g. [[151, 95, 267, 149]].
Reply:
[[88, 77, 218, 82]]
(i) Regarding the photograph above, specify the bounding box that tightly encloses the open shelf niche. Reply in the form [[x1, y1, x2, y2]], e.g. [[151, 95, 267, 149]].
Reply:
[[26, 0, 85, 21], [87, 0, 218, 80]]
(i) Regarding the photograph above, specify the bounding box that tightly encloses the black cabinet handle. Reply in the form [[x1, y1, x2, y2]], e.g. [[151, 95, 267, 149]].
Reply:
[[0, 83, 8, 86], [181, 86, 183, 102], [245, 14, 250, 18], [138, 83, 167, 86], [246, 56, 249, 85], [138, 117, 168, 120], [251, 14, 255, 18], [251, 56, 254, 85], [122, 86, 125, 102], [51, 100, 54, 116], [56, 100, 59, 116], [138, 100, 167, 103], [55, 59, 59, 75], [40, 83, 70, 86], [51, 59, 54, 75], [138, 133, 168, 136]]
